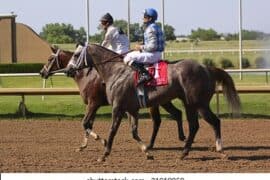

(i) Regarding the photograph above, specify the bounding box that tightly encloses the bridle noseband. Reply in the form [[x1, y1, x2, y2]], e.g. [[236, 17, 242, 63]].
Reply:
[[43, 49, 66, 74]]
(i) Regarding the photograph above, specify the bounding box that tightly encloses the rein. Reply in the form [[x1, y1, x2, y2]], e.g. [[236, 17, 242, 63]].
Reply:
[[94, 49, 133, 65], [73, 45, 133, 72]]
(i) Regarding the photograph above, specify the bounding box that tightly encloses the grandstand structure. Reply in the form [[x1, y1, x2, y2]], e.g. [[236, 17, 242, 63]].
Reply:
[[0, 13, 52, 63]]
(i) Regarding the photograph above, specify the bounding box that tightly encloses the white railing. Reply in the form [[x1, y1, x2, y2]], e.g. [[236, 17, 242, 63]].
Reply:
[[165, 48, 270, 54], [225, 69, 270, 84], [0, 73, 64, 77], [0, 69, 270, 83], [0, 71, 269, 117]]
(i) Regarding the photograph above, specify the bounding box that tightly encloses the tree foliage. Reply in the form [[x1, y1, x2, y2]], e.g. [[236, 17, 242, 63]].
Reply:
[[40, 23, 86, 44], [189, 28, 220, 41], [90, 20, 176, 43], [221, 30, 270, 41]]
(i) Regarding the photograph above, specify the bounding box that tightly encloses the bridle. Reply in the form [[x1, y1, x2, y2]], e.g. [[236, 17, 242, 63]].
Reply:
[[95, 49, 133, 65], [43, 49, 67, 74]]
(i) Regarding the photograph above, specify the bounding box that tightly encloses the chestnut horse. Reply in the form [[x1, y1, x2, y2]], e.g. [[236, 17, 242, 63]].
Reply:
[[40, 47, 185, 151], [66, 44, 240, 162]]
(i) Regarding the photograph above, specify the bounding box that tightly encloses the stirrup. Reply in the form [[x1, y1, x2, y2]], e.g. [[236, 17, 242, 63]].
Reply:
[[137, 75, 152, 86]]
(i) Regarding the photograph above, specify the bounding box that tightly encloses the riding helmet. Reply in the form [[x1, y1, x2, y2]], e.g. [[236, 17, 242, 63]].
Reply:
[[100, 13, 114, 24], [143, 8, 158, 21]]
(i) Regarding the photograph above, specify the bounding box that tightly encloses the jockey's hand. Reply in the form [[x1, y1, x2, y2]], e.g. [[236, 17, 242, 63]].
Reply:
[[135, 44, 142, 52]]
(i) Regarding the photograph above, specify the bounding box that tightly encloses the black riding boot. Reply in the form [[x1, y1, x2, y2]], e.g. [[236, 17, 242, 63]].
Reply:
[[130, 61, 152, 86]]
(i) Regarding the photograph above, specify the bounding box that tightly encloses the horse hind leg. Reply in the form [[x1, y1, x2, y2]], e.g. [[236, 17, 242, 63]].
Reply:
[[129, 112, 154, 160], [198, 105, 227, 158], [147, 106, 161, 149], [181, 105, 199, 160], [161, 102, 185, 141]]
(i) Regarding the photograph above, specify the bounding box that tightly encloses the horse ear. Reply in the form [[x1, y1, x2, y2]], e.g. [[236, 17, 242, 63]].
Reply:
[[76, 42, 86, 48], [50, 45, 58, 54]]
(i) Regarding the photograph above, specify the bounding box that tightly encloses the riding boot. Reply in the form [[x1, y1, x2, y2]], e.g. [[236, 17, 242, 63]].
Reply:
[[130, 61, 152, 86]]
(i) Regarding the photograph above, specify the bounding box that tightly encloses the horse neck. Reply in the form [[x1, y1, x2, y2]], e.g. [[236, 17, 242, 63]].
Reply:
[[90, 46, 126, 82], [74, 68, 100, 91], [60, 50, 73, 67]]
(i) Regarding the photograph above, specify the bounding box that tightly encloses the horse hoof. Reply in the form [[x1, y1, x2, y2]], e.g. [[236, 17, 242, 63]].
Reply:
[[146, 154, 154, 160], [220, 152, 228, 159], [180, 154, 186, 160], [75, 146, 87, 152], [180, 150, 189, 160], [97, 156, 106, 162], [147, 144, 154, 150], [101, 139, 107, 146], [75, 148, 82, 152], [179, 136, 186, 142]]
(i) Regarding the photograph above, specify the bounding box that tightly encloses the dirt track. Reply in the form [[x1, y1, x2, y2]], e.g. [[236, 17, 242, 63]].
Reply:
[[0, 118, 269, 172]]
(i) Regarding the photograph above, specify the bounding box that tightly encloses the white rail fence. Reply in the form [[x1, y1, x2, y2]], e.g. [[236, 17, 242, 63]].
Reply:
[[165, 48, 270, 54], [0, 70, 269, 117]]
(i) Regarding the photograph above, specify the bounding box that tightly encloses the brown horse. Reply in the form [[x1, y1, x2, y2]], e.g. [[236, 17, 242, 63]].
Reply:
[[40, 47, 186, 151], [66, 44, 241, 162]]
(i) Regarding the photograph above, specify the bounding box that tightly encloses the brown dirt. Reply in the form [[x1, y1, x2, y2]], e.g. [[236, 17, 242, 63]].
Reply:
[[0, 118, 269, 172]]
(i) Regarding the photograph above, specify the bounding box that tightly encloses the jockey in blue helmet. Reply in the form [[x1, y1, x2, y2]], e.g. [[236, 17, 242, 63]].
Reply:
[[144, 8, 158, 23], [124, 8, 165, 86]]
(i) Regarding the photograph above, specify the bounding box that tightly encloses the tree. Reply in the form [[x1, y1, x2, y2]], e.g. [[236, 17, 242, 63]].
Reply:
[[91, 19, 176, 43], [164, 24, 176, 41], [242, 30, 265, 40], [156, 23, 176, 41], [40, 23, 86, 44], [189, 28, 220, 41], [221, 30, 270, 41]]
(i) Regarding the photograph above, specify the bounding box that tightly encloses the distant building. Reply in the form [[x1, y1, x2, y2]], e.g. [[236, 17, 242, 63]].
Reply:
[[0, 13, 52, 63], [176, 36, 190, 42]]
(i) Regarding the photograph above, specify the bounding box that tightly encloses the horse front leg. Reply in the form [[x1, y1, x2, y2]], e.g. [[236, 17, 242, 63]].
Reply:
[[77, 103, 106, 152], [97, 107, 123, 162]]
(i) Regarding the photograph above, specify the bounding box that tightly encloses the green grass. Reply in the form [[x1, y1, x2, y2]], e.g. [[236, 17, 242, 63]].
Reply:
[[0, 40, 270, 120], [0, 74, 269, 120]]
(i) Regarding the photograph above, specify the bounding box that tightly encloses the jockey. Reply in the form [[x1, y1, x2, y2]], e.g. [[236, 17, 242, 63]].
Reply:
[[100, 13, 130, 54], [124, 8, 165, 86]]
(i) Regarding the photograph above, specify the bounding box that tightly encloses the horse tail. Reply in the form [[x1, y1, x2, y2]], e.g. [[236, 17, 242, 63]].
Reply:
[[208, 67, 241, 115]]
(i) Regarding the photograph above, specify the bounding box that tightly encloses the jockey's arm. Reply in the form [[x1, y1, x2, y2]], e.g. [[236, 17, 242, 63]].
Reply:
[[101, 31, 113, 48], [142, 29, 158, 52]]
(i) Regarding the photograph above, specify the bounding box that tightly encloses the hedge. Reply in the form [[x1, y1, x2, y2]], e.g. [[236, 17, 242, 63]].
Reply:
[[0, 63, 44, 73]]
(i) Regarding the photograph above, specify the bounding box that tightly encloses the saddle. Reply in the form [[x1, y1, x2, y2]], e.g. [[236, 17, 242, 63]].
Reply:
[[134, 60, 168, 87]]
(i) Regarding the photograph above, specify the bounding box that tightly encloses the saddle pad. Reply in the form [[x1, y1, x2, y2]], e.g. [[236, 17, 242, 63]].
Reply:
[[134, 60, 168, 86]]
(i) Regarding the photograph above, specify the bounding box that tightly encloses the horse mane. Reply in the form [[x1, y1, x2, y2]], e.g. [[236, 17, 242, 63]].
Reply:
[[166, 59, 184, 64], [90, 43, 119, 56], [62, 49, 74, 55]]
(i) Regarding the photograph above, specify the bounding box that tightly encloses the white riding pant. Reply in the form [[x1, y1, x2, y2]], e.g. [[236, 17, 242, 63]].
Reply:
[[123, 51, 162, 65]]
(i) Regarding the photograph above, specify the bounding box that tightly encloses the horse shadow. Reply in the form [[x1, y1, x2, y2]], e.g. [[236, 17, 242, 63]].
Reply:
[[150, 145, 270, 161]]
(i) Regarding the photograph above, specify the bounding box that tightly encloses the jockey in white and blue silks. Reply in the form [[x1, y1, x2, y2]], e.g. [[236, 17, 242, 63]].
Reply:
[[100, 13, 130, 54], [124, 8, 165, 86]]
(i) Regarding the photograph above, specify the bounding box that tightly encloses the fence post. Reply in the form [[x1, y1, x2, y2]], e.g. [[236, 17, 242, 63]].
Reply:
[[42, 79, 46, 101], [266, 71, 269, 84]]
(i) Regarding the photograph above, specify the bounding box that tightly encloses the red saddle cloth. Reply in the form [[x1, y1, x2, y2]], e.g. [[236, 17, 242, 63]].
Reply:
[[134, 60, 168, 86]]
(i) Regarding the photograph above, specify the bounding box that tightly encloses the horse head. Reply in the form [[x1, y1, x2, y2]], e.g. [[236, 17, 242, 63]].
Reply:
[[65, 44, 94, 77], [40, 47, 73, 79]]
